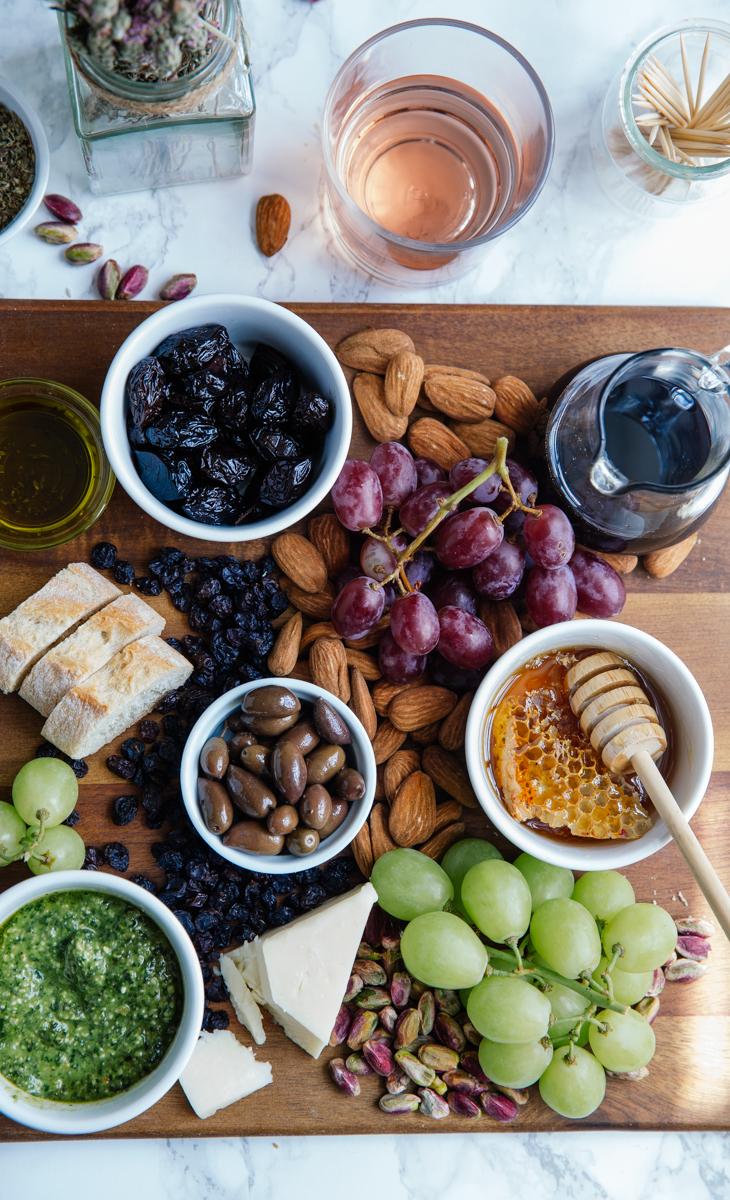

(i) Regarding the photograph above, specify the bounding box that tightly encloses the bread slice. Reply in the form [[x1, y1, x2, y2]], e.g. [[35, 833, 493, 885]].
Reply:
[[0, 565, 122, 695], [41, 634, 193, 760], [20, 593, 166, 718]]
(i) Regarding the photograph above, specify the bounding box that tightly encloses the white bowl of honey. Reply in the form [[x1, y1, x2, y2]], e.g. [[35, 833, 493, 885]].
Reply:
[[465, 619, 713, 870]]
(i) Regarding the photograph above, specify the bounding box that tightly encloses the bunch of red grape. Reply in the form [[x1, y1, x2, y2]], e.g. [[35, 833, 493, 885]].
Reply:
[[330, 442, 625, 687]]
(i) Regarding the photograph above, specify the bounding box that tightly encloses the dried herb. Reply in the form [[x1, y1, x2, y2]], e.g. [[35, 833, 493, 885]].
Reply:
[[0, 103, 35, 234]]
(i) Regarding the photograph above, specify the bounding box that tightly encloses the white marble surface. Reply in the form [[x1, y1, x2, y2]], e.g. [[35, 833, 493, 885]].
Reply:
[[2, 0, 730, 1192]]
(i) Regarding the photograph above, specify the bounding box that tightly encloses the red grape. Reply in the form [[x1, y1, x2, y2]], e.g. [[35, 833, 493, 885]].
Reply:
[[434, 508, 503, 570], [449, 458, 501, 504], [399, 481, 454, 537], [493, 459, 538, 513], [415, 457, 446, 486], [379, 629, 426, 684], [336, 563, 360, 593], [331, 575, 385, 639], [370, 442, 417, 507], [429, 571, 479, 615], [569, 549, 626, 619], [437, 606, 493, 669], [332, 461, 383, 531], [360, 536, 397, 581], [525, 565, 577, 627], [472, 540, 526, 599], [381, 582, 396, 609], [390, 592, 440, 655], [522, 504, 575, 569], [429, 650, 487, 690], [404, 549, 436, 590]]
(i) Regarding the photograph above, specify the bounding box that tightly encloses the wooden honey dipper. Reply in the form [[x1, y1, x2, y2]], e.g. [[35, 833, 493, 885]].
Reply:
[[567, 651, 730, 941]]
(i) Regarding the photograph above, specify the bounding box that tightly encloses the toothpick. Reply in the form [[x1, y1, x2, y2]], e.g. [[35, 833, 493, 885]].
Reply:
[[696, 33, 711, 112], [658, 124, 675, 161], [680, 36, 695, 117]]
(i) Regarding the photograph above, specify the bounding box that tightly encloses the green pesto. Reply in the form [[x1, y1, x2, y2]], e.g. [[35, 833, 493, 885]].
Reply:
[[0, 890, 182, 1102]]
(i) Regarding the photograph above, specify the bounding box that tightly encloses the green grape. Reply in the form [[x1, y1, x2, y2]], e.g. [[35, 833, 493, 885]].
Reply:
[[591, 956, 653, 1006], [28, 825, 85, 874], [539, 1044, 606, 1118], [549, 1017, 590, 1047], [572, 871, 635, 923], [400, 911, 487, 988], [461, 859, 532, 943], [588, 1007, 656, 1073], [371, 849, 453, 921], [531, 955, 587, 1019], [459, 987, 473, 1008], [530, 898, 602, 979], [515, 853, 574, 912], [478, 1036, 553, 1088], [467, 976, 551, 1043], [12, 759, 78, 828], [0, 800, 27, 865], [441, 838, 502, 914], [602, 903, 677, 973]]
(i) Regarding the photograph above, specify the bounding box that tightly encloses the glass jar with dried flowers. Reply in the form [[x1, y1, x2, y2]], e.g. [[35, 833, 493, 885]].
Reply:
[[58, 0, 255, 195]]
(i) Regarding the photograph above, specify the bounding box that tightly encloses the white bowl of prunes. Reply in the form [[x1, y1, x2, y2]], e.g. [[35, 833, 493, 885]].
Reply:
[[100, 295, 352, 542]]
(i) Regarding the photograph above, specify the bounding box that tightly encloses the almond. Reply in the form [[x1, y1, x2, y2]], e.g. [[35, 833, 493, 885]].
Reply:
[[310, 637, 350, 702], [267, 610, 303, 677], [438, 691, 474, 752], [431, 798, 463, 834], [384, 350, 425, 417], [416, 386, 437, 411], [423, 364, 491, 385], [345, 647, 382, 680], [272, 532, 328, 594], [576, 545, 638, 574], [411, 720, 442, 746], [374, 763, 386, 803], [289, 659, 313, 682], [352, 372, 409, 442], [349, 667, 377, 739], [418, 822, 466, 861], [372, 720, 407, 764], [279, 575, 335, 621], [344, 612, 391, 650], [369, 802, 398, 861], [300, 621, 339, 653], [644, 533, 698, 577], [270, 602, 299, 629], [389, 771, 436, 847], [336, 328, 415, 374], [351, 821, 374, 878], [372, 675, 426, 717], [255, 193, 291, 257], [384, 749, 421, 804], [492, 376, 539, 436], [389, 685, 457, 732], [424, 375, 496, 424], [308, 513, 351, 579], [449, 417, 516, 457], [421, 744, 478, 809], [478, 598, 522, 658], [407, 418, 472, 470]]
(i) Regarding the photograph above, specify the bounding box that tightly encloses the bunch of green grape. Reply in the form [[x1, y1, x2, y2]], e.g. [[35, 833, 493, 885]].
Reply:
[[371, 844, 678, 1120], [0, 759, 84, 874]]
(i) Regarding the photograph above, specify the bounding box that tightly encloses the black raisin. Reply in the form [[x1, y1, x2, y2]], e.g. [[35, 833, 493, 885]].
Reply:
[[162, 715, 187, 741], [35, 741, 61, 759], [195, 575, 222, 601], [111, 795, 138, 826], [171, 909, 196, 937], [202, 1007, 230, 1032], [299, 884, 327, 910], [121, 737, 146, 763], [139, 719, 159, 743], [195, 910, 219, 933], [269, 905, 297, 927], [130, 874, 157, 894], [62, 809, 81, 828], [107, 755, 137, 780], [208, 594, 233, 619], [90, 541, 117, 569], [267, 589, 288, 617], [156, 689, 182, 714], [134, 576, 163, 596], [210, 632, 240, 668], [189, 604, 209, 632], [149, 556, 184, 585], [65, 757, 86, 780], [157, 848, 185, 874], [212, 922, 233, 948], [103, 842, 130, 872], [195, 557, 219, 574], [113, 560, 136, 585], [205, 977, 228, 1003], [259, 554, 277, 575], [82, 847, 101, 871]]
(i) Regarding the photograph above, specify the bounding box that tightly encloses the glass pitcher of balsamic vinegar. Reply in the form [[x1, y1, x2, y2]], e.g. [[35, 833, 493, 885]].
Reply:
[[546, 347, 730, 554]]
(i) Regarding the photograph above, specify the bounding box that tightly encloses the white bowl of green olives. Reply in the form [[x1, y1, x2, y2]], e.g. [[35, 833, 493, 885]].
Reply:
[[180, 679, 376, 873]]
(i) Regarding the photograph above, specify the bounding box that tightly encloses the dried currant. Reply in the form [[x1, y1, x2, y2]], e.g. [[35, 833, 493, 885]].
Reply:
[[103, 842, 130, 871], [113, 560, 136, 585], [90, 542, 117, 569], [135, 576, 163, 596], [112, 795, 139, 826]]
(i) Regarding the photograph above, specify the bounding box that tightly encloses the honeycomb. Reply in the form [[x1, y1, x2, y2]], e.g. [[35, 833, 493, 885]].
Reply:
[[491, 674, 653, 841]]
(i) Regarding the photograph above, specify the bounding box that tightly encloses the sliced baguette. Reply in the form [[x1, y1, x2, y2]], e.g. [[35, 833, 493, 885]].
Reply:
[[20, 593, 166, 717], [41, 635, 193, 760], [0, 564, 120, 694]]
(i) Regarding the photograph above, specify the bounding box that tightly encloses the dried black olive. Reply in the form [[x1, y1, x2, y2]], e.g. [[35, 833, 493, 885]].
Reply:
[[250, 370, 298, 427], [112, 795, 139, 826], [145, 411, 218, 451], [249, 342, 293, 389], [154, 324, 230, 376], [199, 446, 258, 489], [291, 391, 332, 435], [133, 451, 183, 502], [113, 560, 135, 585], [170, 458, 194, 495], [258, 457, 313, 508], [127, 356, 167, 428], [249, 428, 305, 462], [181, 369, 229, 403], [90, 542, 117, 569], [104, 842, 130, 872], [216, 388, 250, 428], [181, 485, 239, 526]]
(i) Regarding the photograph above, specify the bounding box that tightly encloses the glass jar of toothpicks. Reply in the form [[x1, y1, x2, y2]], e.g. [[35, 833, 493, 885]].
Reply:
[[591, 18, 730, 217]]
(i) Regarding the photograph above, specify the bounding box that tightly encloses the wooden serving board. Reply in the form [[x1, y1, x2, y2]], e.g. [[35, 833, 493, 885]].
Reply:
[[0, 300, 729, 1140]]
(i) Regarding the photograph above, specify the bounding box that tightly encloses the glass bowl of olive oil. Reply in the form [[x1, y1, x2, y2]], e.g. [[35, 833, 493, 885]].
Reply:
[[0, 378, 114, 550]]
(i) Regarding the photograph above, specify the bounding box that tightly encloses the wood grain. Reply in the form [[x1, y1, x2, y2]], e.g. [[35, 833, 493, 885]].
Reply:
[[0, 301, 729, 1139]]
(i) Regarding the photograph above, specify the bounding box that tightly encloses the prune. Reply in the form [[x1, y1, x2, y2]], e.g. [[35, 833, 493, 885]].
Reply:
[[235, 500, 275, 525], [133, 451, 184, 503], [130, 874, 157, 894], [181, 486, 239, 525], [128, 421, 148, 449], [250, 428, 305, 462], [135, 576, 163, 596], [35, 741, 61, 759], [251, 370, 298, 427], [216, 389, 250, 428], [199, 447, 258, 489], [146, 411, 218, 451], [291, 392, 331, 435], [107, 755, 136, 780], [258, 457, 312, 508], [113, 560, 135, 585], [154, 324, 230, 376], [91, 542, 117, 569], [249, 342, 293, 389], [127, 356, 167, 428], [219, 341, 249, 383], [112, 795, 138, 826], [181, 369, 229, 403], [104, 842, 130, 871], [170, 458, 194, 495], [62, 809, 81, 827], [67, 759, 89, 779], [121, 737, 146, 763]]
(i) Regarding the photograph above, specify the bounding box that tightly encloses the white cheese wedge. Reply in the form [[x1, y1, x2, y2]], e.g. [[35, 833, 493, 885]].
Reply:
[[219, 952, 266, 1045], [179, 1030, 272, 1120], [233, 882, 377, 1059]]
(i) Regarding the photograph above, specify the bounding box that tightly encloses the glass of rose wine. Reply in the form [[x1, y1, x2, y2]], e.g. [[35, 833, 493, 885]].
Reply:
[[322, 19, 554, 286]]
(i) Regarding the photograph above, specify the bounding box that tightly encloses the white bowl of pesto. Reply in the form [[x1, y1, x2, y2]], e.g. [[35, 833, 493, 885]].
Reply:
[[0, 871, 204, 1134]]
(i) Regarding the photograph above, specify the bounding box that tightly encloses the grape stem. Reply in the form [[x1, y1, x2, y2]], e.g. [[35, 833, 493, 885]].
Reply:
[[486, 946, 629, 1015], [0, 807, 51, 864]]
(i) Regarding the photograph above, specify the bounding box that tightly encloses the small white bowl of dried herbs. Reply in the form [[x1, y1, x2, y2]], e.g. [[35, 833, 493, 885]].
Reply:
[[0, 76, 50, 249]]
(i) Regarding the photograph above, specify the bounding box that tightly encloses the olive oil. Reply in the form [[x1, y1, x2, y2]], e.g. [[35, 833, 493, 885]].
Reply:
[[0, 398, 93, 530]]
